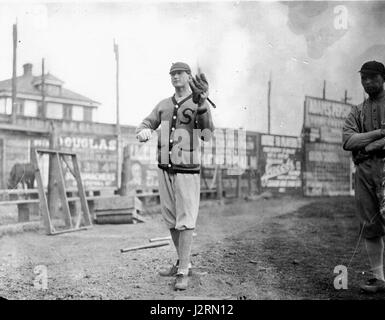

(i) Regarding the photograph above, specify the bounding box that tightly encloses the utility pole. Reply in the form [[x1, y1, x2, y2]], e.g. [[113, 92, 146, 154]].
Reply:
[[11, 22, 17, 124], [342, 89, 352, 104], [41, 58, 46, 118], [267, 71, 272, 134], [114, 39, 121, 190], [322, 80, 326, 100]]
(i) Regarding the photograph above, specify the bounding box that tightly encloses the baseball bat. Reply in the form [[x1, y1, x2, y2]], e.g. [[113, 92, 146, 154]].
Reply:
[[120, 241, 169, 253], [149, 232, 197, 243], [207, 97, 216, 108]]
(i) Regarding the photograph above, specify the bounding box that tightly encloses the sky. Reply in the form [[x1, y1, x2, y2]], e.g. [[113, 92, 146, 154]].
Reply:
[[0, 1, 385, 136]]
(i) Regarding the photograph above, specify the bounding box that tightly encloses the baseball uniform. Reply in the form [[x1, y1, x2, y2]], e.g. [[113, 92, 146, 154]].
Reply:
[[343, 90, 385, 239], [136, 94, 214, 230]]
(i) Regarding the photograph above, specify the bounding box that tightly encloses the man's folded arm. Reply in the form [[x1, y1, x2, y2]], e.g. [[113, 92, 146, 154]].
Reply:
[[364, 137, 385, 152], [342, 107, 385, 151]]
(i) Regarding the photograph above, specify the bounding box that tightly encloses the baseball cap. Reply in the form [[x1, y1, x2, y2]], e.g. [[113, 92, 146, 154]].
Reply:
[[359, 60, 385, 76], [169, 62, 191, 74]]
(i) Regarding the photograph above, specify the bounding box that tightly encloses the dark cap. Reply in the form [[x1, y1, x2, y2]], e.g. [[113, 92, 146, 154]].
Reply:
[[169, 62, 191, 74], [359, 60, 385, 76]]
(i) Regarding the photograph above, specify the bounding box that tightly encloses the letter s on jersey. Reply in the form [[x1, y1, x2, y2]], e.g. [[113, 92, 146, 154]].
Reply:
[[180, 108, 194, 125]]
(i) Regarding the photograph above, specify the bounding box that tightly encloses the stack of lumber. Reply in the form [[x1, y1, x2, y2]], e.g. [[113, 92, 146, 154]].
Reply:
[[93, 196, 143, 224]]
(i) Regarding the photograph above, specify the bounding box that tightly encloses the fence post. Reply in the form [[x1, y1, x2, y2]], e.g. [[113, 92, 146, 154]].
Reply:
[[47, 121, 65, 224], [216, 166, 223, 200]]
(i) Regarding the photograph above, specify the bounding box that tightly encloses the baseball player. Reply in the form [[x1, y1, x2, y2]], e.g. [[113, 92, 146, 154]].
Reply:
[[136, 62, 214, 290], [343, 60, 385, 293]]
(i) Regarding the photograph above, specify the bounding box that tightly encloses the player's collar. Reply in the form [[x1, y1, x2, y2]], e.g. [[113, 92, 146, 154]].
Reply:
[[172, 93, 192, 106]]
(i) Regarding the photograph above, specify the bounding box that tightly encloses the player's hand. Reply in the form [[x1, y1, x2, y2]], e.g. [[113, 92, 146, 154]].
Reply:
[[365, 137, 385, 152], [136, 128, 152, 142]]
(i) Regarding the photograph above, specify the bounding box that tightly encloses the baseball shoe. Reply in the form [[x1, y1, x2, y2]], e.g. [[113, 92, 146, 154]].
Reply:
[[158, 262, 192, 277], [174, 273, 189, 291], [159, 262, 179, 277], [360, 278, 385, 293]]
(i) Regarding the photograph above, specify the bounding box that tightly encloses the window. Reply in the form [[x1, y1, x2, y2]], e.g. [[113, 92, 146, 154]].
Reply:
[[63, 104, 72, 120], [84, 108, 93, 122], [0, 98, 11, 114], [37, 101, 44, 118], [24, 100, 38, 117], [72, 105, 84, 121], [46, 85, 61, 96], [46, 102, 63, 119], [15, 99, 23, 115]]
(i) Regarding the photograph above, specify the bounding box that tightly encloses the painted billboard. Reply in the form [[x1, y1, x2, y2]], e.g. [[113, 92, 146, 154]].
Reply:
[[122, 139, 159, 192], [59, 134, 118, 188], [303, 96, 353, 196], [259, 134, 302, 194]]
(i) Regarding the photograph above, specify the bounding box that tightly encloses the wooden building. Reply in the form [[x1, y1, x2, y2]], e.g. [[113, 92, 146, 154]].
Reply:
[[0, 63, 99, 121], [0, 62, 137, 190]]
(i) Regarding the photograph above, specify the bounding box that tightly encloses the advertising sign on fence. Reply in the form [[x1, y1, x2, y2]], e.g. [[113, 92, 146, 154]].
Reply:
[[123, 139, 159, 191], [259, 134, 302, 194], [59, 134, 118, 188], [303, 96, 353, 196], [304, 142, 351, 196]]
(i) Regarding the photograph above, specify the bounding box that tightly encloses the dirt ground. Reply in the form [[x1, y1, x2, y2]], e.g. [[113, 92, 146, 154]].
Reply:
[[0, 195, 383, 300]]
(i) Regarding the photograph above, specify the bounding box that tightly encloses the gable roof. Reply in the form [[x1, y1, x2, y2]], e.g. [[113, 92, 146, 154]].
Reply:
[[0, 72, 100, 107]]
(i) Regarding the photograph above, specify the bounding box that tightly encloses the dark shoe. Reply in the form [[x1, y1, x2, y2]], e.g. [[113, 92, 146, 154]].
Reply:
[[158, 261, 193, 277], [360, 278, 385, 293], [159, 263, 179, 277], [174, 274, 189, 290]]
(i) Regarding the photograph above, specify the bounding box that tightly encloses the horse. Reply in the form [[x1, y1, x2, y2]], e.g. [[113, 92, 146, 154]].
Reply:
[[7, 163, 35, 189]]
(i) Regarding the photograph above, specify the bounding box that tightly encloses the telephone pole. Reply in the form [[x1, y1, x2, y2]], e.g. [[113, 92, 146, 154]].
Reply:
[[113, 39, 121, 189], [322, 80, 326, 100], [342, 89, 352, 104], [267, 71, 272, 134], [41, 58, 46, 118], [11, 22, 17, 124]]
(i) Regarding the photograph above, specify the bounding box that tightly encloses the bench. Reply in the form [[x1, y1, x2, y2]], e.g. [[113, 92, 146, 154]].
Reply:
[[0, 194, 120, 224], [0, 199, 40, 222], [201, 188, 217, 199], [0, 188, 220, 224]]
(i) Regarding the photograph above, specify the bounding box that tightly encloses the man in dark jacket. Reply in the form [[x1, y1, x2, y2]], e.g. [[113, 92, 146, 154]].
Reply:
[[343, 60, 385, 293]]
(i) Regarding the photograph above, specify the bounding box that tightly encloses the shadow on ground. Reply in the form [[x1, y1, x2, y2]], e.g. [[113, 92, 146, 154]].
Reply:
[[195, 196, 385, 300]]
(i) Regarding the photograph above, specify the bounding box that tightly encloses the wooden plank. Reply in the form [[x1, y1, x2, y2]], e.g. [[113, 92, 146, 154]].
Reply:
[[135, 197, 143, 212], [32, 149, 54, 234], [95, 215, 135, 224], [201, 189, 217, 193], [32, 149, 94, 235], [54, 152, 73, 229], [0, 199, 39, 205], [92, 195, 137, 211], [0, 189, 40, 195], [66, 195, 120, 202], [49, 226, 91, 236], [216, 166, 223, 200], [95, 208, 136, 215], [120, 241, 169, 253], [236, 174, 242, 198], [36, 148, 75, 156], [136, 192, 160, 198], [71, 154, 92, 227]]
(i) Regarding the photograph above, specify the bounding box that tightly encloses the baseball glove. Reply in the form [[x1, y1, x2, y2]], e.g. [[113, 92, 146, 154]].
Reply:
[[189, 73, 209, 105]]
